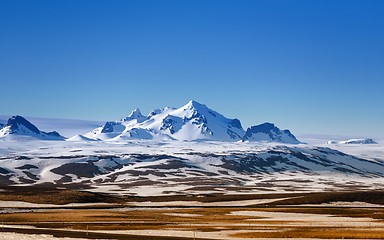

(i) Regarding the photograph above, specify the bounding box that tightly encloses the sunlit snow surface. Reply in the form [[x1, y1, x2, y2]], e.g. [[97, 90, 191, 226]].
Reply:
[[0, 136, 384, 196]]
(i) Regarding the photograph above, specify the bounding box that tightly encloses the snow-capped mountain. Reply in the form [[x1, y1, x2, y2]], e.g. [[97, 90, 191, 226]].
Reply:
[[86, 100, 246, 142], [0, 101, 300, 143], [327, 138, 378, 145], [243, 122, 300, 144], [0, 115, 65, 140]]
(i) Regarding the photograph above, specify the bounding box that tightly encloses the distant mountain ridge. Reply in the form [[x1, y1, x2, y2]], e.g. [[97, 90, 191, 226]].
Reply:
[[327, 138, 378, 145], [0, 101, 301, 143]]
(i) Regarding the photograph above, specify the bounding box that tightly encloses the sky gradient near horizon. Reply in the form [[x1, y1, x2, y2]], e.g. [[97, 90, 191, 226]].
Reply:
[[1, 0, 383, 137]]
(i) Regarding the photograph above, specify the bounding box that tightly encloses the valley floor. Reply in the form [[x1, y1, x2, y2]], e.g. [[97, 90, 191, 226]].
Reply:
[[1, 189, 384, 239]]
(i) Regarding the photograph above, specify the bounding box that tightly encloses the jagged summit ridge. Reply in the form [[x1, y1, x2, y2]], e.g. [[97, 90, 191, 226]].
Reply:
[[122, 108, 146, 122], [0, 115, 65, 140], [87, 100, 246, 141], [86, 100, 299, 143]]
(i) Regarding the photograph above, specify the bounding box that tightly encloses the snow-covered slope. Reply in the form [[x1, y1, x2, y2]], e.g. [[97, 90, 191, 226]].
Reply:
[[66, 134, 100, 142], [0, 140, 384, 195], [0, 116, 65, 140], [243, 123, 300, 144], [327, 138, 378, 145], [86, 100, 246, 141]]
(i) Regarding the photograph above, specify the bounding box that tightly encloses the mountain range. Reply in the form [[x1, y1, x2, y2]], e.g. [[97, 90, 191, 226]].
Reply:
[[0, 100, 300, 144]]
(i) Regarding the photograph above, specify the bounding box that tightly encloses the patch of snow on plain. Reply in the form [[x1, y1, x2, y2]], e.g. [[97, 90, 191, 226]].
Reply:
[[303, 201, 384, 208], [0, 200, 112, 208], [131, 198, 295, 207], [0, 232, 83, 240]]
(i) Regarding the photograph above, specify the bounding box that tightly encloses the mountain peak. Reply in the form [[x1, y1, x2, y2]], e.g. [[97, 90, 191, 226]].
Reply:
[[185, 100, 207, 110], [128, 108, 143, 119], [122, 108, 146, 122], [7, 115, 40, 134], [0, 115, 65, 140]]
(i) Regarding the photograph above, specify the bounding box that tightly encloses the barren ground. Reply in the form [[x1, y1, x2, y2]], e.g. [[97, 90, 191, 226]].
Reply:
[[1, 187, 384, 239]]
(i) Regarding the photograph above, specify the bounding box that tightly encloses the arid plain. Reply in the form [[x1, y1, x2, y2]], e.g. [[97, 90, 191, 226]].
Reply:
[[1, 188, 384, 240]]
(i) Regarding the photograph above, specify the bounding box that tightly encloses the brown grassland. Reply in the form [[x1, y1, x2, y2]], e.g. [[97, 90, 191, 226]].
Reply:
[[1, 186, 384, 239]]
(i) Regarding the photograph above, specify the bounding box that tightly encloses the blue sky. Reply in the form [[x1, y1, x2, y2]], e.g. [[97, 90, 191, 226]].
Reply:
[[1, 0, 383, 137]]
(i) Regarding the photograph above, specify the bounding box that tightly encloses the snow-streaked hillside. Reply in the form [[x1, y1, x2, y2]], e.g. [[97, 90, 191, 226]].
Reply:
[[0, 139, 384, 196]]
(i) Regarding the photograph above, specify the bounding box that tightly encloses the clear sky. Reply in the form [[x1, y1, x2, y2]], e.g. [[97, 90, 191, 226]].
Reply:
[[1, 0, 383, 137]]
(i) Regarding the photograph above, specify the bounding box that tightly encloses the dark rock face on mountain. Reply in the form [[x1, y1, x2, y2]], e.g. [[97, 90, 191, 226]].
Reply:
[[7, 115, 41, 134], [101, 122, 119, 133], [243, 122, 300, 144]]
